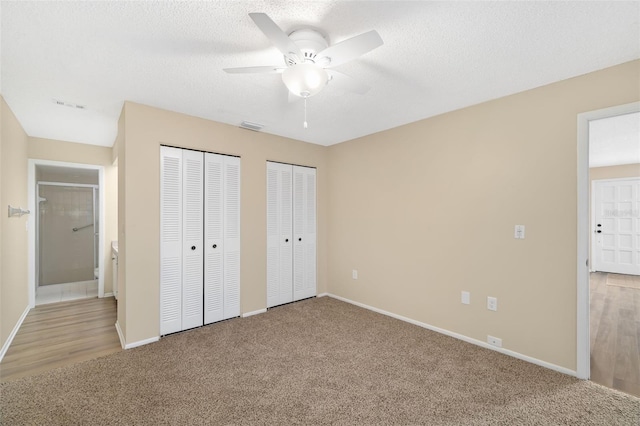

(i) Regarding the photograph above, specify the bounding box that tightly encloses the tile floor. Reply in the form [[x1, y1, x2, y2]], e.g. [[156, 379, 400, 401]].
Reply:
[[36, 280, 98, 305]]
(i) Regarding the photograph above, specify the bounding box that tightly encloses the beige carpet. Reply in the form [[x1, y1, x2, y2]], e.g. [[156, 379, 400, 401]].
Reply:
[[607, 273, 640, 289], [1, 297, 638, 425]]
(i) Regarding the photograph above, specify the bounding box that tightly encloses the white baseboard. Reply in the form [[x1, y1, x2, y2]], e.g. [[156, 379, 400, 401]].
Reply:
[[242, 308, 267, 318], [125, 336, 159, 349], [327, 294, 577, 378], [115, 321, 125, 349], [102, 292, 114, 298], [0, 305, 31, 362], [115, 321, 159, 349], [316, 292, 329, 298]]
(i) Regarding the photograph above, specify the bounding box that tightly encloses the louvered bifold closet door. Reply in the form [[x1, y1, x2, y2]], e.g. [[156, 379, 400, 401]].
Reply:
[[293, 166, 317, 301], [223, 156, 241, 319], [266, 162, 293, 308], [204, 153, 224, 324], [160, 146, 183, 335], [181, 149, 204, 331]]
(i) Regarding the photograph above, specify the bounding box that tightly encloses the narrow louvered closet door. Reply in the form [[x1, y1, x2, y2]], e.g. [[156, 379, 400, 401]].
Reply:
[[293, 166, 316, 301], [204, 154, 241, 323], [181, 149, 204, 331], [223, 156, 241, 319], [204, 153, 224, 324], [266, 162, 293, 308], [160, 146, 183, 335]]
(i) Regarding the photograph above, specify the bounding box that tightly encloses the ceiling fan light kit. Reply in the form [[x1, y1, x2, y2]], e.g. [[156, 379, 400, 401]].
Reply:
[[224, 13, 384, 128], [282, 63, 328, 98]]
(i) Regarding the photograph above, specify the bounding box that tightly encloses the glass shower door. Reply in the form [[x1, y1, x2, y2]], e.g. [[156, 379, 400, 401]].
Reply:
[[38, 184, 96, 286]]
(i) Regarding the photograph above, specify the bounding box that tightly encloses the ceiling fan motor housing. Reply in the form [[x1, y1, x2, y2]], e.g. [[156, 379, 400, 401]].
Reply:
[[286, 29, 329, 66]]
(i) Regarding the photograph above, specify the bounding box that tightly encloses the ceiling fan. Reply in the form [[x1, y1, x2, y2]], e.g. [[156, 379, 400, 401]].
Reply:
[[224, 13, 384, 100]]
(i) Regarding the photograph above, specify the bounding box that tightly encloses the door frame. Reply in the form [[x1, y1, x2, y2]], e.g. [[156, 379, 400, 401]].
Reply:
[[28, 159, 106, 308], [576, 101, 640, 380]]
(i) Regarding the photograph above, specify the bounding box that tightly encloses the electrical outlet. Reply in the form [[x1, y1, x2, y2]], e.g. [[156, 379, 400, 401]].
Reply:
[[514, 225, 525, 239], [461, 291, 470, 305], [352, 269, 358, 280], [487, 296, 497, 311], [487, 335, 502, 348]]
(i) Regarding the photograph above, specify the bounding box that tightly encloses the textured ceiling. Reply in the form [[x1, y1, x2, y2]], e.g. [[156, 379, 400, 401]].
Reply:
[[1, 1, 639, 147]]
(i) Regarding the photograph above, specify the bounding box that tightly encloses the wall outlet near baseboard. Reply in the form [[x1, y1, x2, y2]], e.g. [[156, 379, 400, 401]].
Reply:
[[487, 335, 502, 348], [352, 269, 358, 280]]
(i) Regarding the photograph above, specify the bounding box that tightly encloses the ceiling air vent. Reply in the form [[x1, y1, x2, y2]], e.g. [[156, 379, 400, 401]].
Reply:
[[52, 99, 87, 110], [239, 121, 264, 132]]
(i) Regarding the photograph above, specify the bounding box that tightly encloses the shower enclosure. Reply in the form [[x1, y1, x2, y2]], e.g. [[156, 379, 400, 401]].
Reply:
[[37, 182, 99, 286]]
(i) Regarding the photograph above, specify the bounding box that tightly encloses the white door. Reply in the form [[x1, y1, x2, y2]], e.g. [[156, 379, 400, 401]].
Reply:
[[160, 146, 183, 335], [181, 150, 204, 330], [593, 178, 640, 275], [204, 153, 224, 324], [204, 154, 241, 323], [293, 166, 316, 301], [266, 162, 293, 308], [223, 156, 241, 319]]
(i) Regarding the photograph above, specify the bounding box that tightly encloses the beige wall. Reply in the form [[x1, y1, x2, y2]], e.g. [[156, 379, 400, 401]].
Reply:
[[326, 60, 640, 371], [1, 97, 29, 350], [29, 137, 118, 294], [590, 163, 640, 182], [115, 107, 126, 334], [118, 102, 328, 344]]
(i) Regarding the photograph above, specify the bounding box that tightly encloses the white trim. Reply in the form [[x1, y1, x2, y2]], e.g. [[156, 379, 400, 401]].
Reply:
[[103, 292, 114, 298], [115, 321, 125, 349], [37, 181, 98, 188], [115, 321, 160, 349], [0, 305, 30, 362], [316, 292, 328, 298], [328, 294, 577, 377], [241, 308, 267, 318], [124, 336, 160, 350], [28, 159, 106, 307], [576, 101, 640, 380]]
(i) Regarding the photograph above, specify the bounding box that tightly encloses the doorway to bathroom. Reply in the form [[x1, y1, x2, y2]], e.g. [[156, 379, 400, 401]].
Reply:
[[28, 160, 106, 307]]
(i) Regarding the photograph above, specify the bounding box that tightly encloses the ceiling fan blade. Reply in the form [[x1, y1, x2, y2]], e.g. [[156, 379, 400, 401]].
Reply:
[[223, 66, 285, 74], [249, 13, 303, 63], [326, 70, 370, 95], [316, 30, 383, 68]]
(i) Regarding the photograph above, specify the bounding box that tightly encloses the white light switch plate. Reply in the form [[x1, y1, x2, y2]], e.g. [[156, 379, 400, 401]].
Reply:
[[352, 269, 358, 280], [487, 296, 498, 311], [514, 225, 525, 239], [461, 291, 470, 305]]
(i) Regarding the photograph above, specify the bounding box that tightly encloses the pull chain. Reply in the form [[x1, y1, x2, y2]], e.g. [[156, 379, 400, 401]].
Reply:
[[303, 97, 308, 129]]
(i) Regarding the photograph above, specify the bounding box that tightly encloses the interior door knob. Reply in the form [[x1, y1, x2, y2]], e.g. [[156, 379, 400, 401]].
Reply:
[[596, 230, 601, 233], [298, 238, 302, 241], [191, 246, 196, 250], [285, 239, 289, 242], [212, 244, 217, 249]]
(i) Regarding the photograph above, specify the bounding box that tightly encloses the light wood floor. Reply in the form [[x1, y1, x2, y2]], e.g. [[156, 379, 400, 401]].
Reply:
[[0, 297, 121, 382], [590, 272, 640, 397]]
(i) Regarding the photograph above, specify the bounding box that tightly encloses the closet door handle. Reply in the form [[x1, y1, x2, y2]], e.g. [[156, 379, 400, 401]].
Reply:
[[298, 238, 302, 242], [191, 246, 196, 250], [285, 239, 289, 243], [212, 244, 217, 249]]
